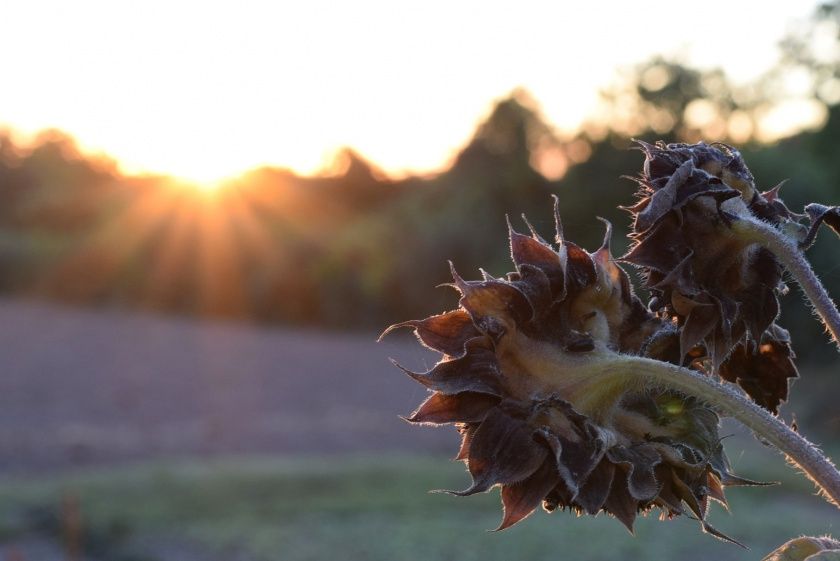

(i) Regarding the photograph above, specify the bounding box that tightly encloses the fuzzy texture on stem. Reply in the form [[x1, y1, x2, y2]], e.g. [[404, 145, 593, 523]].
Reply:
[[733, 217, 840, 350], [616, 354, 840, 508]]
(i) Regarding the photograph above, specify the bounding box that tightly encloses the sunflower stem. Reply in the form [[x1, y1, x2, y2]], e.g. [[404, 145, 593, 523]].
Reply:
[[732, 217, 840, 350], [611, 355, 840, 508]]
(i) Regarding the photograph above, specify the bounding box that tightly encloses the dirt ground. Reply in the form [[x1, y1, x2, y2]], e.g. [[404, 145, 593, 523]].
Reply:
[[0, 298, 454, 474]]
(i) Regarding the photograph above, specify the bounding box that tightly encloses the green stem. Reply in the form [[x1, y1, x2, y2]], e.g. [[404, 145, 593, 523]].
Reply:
[[733, 217, 840, 350], [604, 354, 840, 508]]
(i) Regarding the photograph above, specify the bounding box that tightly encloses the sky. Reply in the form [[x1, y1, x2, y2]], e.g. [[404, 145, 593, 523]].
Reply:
[[0, 1, 824, 184]]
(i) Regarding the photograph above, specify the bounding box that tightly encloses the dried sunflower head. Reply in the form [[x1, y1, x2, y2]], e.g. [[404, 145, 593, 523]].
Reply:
[[384, 202, 761, 542], [623, 141, 798, 412]]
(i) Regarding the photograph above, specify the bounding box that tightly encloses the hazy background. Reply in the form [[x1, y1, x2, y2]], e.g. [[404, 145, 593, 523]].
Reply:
[[1, 2, 839, 560]]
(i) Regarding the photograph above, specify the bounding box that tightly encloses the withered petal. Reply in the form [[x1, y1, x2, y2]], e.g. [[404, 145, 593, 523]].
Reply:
[[719, 339, 798, 414], [455, 423, 478, 461], [712, 294, 739, 349], [700, 521, 747, 548], [536, 409, 607, 495], [803, 203, 840, 249], [450, 262, 534, 327], [394, 339, 502, 397], [635, 159, 693, 233], [379, 308, 479, 357], [552, 193, 565, 243], [576, 460, 616, 515], [496, 459, 560, 531], [653, 465, 684, 515], [406, 392, 499, 424], [454, 409, 548, 495], [508, 220, 563, 274], [604, 473, 638, 533], [640, 324, 682, 364], [509, 264, 553, 317], [706, 472, 728, 508], [680, 303, 718, 363], [651, 251, 696, 297], [669, 469, 706, 521], [622, 216, 688, 275], [606, 444, 663, 501], [563, 241, 597, 293]]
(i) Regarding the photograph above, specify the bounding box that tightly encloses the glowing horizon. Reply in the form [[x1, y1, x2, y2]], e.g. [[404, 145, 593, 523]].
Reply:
[[1, 1, 823, 184]]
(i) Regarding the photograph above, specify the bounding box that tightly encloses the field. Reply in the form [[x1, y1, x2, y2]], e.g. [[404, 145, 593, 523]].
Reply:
[[0, 300, 836, 560]]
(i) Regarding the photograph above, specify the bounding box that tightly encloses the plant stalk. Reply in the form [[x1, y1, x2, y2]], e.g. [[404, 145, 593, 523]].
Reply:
[[733, 217, 840, 350], [606, 354, 840, 508]]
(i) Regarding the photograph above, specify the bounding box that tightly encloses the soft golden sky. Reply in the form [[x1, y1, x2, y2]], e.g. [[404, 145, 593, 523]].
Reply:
[[1, 1, 822, 183]]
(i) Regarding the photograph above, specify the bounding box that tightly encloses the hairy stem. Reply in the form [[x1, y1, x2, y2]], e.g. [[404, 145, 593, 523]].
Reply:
[[605, 354, 840, 508], [733, 217, 840, 349]]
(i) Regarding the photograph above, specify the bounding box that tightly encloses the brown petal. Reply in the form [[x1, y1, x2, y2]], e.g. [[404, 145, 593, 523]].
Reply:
[[738, 277, 780, 345], [393, 338, 502, 396], [719, 325, 799, 414], [706, 472, 727, 508], [496, 460, 560, 531], [606, 445, 663, 501], [454, 409, 548, 496], [450, 263, 534, 328], [406, 392, 499, 424], [538, 421, 608, 499], [563, 241, 597, 293], [653, 465, 684, 515], [508, 221, 563, 274], [640, 324, 682, 364], [455, 424, 478, 461], [622, 216, 688, 275], [670, 469, 705, 520], [379, 309, 479, 357], [635, 159, 693, 233], [576, 460, 616, 515], [604, 473, 638, 533], [680, 302, 718, 363], [509, 264, 552, 317]]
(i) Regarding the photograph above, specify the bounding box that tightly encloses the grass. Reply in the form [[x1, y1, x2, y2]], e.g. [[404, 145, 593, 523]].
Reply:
[[0, 442, 837, 561]]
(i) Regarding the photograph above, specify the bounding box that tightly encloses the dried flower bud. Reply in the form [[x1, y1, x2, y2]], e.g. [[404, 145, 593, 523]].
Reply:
[[803, 203, 840, 249], [384, 204, 760, 542], [624, 141, 799, 410]]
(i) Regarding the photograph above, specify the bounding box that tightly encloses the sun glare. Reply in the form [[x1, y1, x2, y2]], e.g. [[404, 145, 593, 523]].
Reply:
[[0, 1, 823, 183]]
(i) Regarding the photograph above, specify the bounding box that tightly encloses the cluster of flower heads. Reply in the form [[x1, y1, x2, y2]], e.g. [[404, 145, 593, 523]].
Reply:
[[384, 141, 833, 542]]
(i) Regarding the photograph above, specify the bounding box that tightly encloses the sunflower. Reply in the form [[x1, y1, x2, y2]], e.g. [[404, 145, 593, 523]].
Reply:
[[384, 202, 764, 542], [623, 141, 798, 412]]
